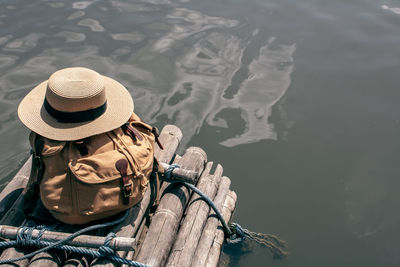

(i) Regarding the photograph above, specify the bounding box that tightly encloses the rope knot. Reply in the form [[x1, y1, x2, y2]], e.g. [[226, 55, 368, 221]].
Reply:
[[98, 246, 115, 256], [98, 232, 116, 256], [165, 164, 180, 181], [226, 223, 249, 244], [226, 223, 289, 259], [16, 226, 34, 247]]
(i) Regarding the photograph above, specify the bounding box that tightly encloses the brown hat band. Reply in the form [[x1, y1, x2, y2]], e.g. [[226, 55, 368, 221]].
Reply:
[[44, 98, 107, 123]]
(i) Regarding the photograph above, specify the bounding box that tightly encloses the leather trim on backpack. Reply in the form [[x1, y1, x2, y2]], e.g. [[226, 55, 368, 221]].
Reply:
[[24, 132, 45, 215]]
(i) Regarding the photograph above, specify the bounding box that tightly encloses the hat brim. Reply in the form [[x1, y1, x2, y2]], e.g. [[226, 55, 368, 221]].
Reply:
[[18, 76, 134, 141]]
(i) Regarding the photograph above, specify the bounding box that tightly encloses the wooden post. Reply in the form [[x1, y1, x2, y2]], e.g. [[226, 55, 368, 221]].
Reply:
[[155, 125, 184, 164], [90, 125, 182, 267], [205, 190, 237, 267], [166, 163, 222, 267], [135, 147, 207, 267], [191, 176, 231, 267]]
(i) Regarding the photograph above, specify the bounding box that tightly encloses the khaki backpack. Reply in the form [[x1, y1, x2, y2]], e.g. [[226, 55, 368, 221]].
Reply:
[[26, 113, 158, 225]]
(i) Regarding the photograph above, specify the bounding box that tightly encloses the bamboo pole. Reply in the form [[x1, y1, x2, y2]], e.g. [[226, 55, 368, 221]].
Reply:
[[166, 163, 222, 267], [135, 146, 207, 267], [0, 247, 30, 267], [191, 176, 231, 267], [0, 157, 31, 219], [205, 190, 237, 267], [159, 162, 199, 184], [0, 225, 137, 250], [28, 250, 67, 267], [0, 157, 32, 227], [63, 252, 91, 267], [89, 125, 183, 267], [155, 125, 184, 164], [0, 159, 33, 266]]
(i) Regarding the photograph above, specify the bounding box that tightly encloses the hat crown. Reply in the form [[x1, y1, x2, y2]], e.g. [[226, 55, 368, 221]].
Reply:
[[18, 66, 134, 141], [46, 67, 106, 113]]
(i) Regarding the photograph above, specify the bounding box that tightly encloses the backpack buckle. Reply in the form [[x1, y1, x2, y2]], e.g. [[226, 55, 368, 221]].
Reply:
[[33, 139, 45, 170], [33, 153, 43, 170], [116, 159, 132, 205], [123, 183, 133, 198]]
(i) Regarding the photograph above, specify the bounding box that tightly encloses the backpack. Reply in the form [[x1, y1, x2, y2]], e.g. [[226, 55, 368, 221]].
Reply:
[[26, 113, 158, 225]]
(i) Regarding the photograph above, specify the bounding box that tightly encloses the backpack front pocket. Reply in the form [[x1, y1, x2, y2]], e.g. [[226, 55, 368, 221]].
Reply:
[[38, 135, 70, 214], [69, 149, 140, 215]]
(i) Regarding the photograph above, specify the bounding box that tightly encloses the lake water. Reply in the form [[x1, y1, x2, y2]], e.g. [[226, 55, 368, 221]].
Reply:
[[1, 0, 400, 266]]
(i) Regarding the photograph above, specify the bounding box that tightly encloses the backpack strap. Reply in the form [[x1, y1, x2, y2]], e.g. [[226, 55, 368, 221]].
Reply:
[[107, 131, 140, 174], [151, 127, 164, 150], [34, 138, 45, 182], [115, 159, 132, 205], [122, 123, 142, 142], [75, 139, 89, 156], [24, 133, 45, 214], [149, 158, 162, 211]]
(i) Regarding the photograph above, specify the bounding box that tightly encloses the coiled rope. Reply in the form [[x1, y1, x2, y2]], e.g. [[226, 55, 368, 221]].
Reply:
[[0, 210, 149, 267], [165, 164, 289, 259]]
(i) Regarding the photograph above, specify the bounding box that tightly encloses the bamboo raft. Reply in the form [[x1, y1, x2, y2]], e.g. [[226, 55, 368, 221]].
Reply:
[[0, 125, 237, 267]]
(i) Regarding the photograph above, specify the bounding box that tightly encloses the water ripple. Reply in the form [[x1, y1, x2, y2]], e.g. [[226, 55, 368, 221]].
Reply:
[[0, 54, 17, 69], [73, 1, 96, 10], [381, 5, 400, 15], [111, 32, 145, 44], [55, 31, 86, 42], [216, 38, 295, 146], [67, 11, 86, 20], [78, 18, 105, 32], [47, 2, 65, 8], [3, 33, 44, 53], [111, 0, 161, 12], [153, 8, 239, 52]]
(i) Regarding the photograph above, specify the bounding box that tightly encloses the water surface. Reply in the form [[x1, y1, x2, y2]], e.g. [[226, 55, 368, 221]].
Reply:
[[1, 0, 400, 266]]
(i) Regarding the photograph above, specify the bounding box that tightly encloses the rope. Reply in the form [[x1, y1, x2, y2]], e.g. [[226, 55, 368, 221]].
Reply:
[[164, 164, 289, 259], [165, 163, 180, 180], [182, 182, 232, 236], [227, 222, 289, 259], [0, 210, 149, 266], [0, 238, 148, 266]]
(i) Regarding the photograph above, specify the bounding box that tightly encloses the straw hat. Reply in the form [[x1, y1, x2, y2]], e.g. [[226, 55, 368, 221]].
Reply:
[[18, 67, 134, 141]]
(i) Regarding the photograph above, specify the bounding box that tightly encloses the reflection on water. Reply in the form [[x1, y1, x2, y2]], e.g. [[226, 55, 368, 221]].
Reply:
[[3, 33, 44, 53], [67, 11, 85, 20], [381, 5, 400, 15], [55, 31, 86, 43], [111, 0, 161, 12], [78, 19, 105, 32], [146, 7, 294, 147], [72, 1, 95, 10], [215, 38, 295, 146], [1, 0, 400, 266], [153, 8, 239, 52], [0, 0, 292, 197]]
